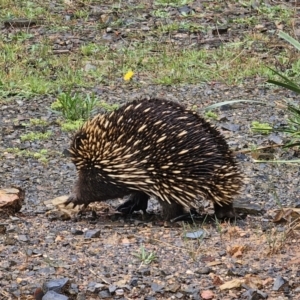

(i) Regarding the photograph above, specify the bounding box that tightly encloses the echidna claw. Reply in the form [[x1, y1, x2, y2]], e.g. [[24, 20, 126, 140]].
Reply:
[[64, 196, 81, 209], [117, 200, 137, 214], [117, 192, 149, 215]]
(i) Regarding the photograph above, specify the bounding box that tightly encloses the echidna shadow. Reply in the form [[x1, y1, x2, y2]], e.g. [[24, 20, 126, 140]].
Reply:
[[65, 98, 243, 220]]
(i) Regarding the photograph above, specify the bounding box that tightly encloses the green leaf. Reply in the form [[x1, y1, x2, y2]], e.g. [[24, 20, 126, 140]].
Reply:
[[204, 100, 265, 111], [267, 79, 300, 94], [270, 70, 298, 86], [253, 159, 300, 163], [278, 31, 300, 51]]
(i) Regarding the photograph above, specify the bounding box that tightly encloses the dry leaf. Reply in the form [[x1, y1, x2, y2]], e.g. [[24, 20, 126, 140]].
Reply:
[[55, 235, 63, 242], [46, 195, 69, 207], [228, 226, 246, 238], [227, 245, 247, 257], [105, 232, 120, 245], [273, 208, 300, 223], [219, 279, 244, 290], [275, 21, 284, 30], [288, 257, 300, 265], [211, 274, 223, 286], [262, 277, 274, 286], [207, 261, 222, 266], [244, 274, 263, 289]]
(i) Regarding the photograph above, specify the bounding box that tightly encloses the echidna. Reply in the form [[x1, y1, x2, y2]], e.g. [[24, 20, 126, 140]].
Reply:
[[66, 98, 243, 220]]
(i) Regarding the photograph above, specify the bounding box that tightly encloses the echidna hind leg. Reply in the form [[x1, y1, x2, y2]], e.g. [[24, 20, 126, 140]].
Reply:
[[117, 192, 149, 214], [214, 202, 235, 219], [159, 200, 185, 220]]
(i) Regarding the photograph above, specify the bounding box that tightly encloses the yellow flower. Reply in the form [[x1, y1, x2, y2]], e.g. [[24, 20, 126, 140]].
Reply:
[[124, 70, 134, 81]]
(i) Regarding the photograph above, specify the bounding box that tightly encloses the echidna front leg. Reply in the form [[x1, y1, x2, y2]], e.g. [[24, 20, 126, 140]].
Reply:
[[214, 202, 235, 219], [159, 200, 185, 220], [65, 194, 90, 209], [117, 192, 149, 214]]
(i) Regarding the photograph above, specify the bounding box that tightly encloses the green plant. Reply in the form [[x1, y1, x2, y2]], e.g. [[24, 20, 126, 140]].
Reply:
[[98, 102, 119, 112], [51, 91, 98, 121], [20, 131, 52, 142], [154, 0, 192, 7], [214, 215, 223, 236], [3, 148, 49, 164], [22, 118, 48, 127], [74, 9, 89, 20], [265, 227, 287, 255], [30, 119, 48, 126], [80, 43, 99, 56], [152, 9, 170, 18], [133, 245, 157, 265], [204, 110, 218, 120], [272, 187, 283, 209], [60, 119, 84, 132], [251, 121, 272, 134], [265, 32, 300, 149]]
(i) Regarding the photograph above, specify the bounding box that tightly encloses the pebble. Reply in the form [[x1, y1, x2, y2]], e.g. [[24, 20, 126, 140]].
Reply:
[[84, 229, 101, 239]]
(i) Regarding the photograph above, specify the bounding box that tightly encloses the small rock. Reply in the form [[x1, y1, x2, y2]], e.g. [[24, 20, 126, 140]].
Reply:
[[185, 229, 205, 239], [42, 290, 69, 300], [84, 63, 96, 72], [69, 283, 79, 295], [18, 235, 28, 242], [201, 290, 215, 300], [43, 278, 69, 293], [221, 123, 240, 132], [273, 276, 287, 291], [242, 288, 268, 299], [98, 290, 110, 298], [87, 282, 105, 293], [182, 284, 199, 294], [175, 292, 184, 299], [151, 282, 164, 293], [178, 5, 194, 16], [108, 285, 116, 293], [37, 267, 56, 275], [0, 261, 11, 270], [139, 269, 151, 276], [71, 228, 84, 235], [130, 278, 138, 287], [84, 229, 101, 239], [195, 267, 211, 275], [4, 236, 16, 245], [0, 224, 6, 234], [115, 289, 124, 296], [166, 283, 181, 293], [268, 134, 282, 145]]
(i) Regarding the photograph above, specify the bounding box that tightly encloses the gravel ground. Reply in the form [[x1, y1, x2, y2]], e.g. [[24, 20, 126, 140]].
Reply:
[[1, 1, 300, 299]]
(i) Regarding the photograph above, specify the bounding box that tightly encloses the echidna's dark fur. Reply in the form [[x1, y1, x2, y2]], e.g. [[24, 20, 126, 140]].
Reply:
[[66, 98, 243, 220]]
